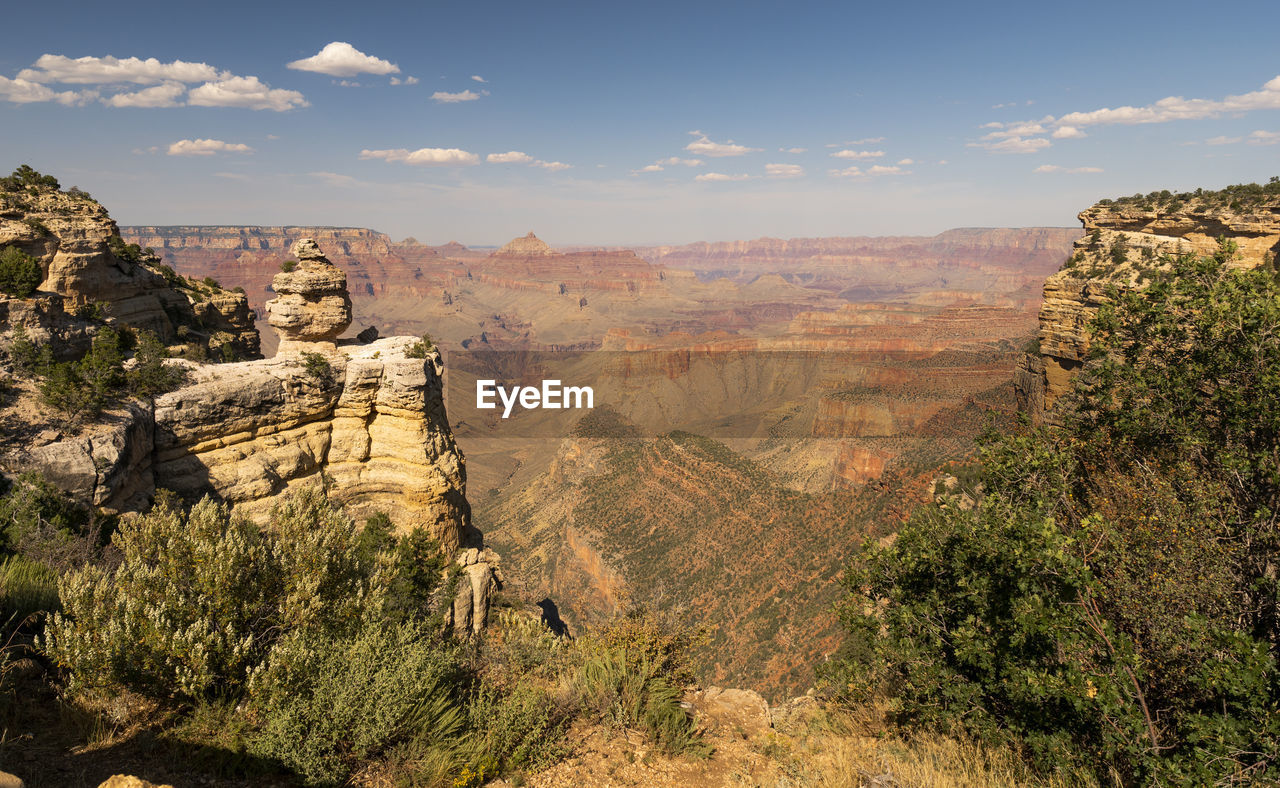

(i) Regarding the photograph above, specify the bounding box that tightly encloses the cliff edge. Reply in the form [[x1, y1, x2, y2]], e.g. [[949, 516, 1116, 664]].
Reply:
[[1017, 182, 1280, 419]]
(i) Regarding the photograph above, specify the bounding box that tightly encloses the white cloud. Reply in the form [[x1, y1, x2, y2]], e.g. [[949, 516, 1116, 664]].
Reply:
[[780, 147, 807, 153], [1250, 130, 1280, 145], [765, 163, 804, 178], [1205, 135, 1242, 146], [188, 76, 307, 111], [695, 172, 751, 182], [980, 122, 1004, 129], [103, 81, 185, 107], [658, 157, 703, 167], [0, 76, 96, 105], [1033, 164, 1103, 174], [982, 122, 1045, 139], [266, 134, 279, 140], [389, 76, 420, 86], [969, 136, 1052, 154], [685, 132, 761, 157], [287, 42, 399, 77], [335, 80, 361, 87], [1055, 75, 1280, 128], [432, 89, 480, 103], [487, 151, 533, 164], [360, 147, 479, 166], [17, 54, 220, 85], [167, 138, 254, 156], [1052, 126, 1087, 139], [830, 149, 884, 160], [632, 164, 664, 174], [471, 75, 487, 83], [896, 158, 915, 165], [828, 166, 865, 178], [867, 165, 908, 176], [484, 151, 570, 170], [845, 136, 884, 144]]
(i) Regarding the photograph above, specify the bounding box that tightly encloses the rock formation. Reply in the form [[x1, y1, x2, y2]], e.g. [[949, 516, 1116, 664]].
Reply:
[[0, 184, 259, 360], [266, 238, 353, 354], [494, 231, 554, 257], [1017, 189, 1280, 420], [2, 229, 500, 634]]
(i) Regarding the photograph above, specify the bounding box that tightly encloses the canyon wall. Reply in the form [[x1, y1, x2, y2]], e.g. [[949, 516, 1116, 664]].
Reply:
[[1017, 191, 1280, 419]]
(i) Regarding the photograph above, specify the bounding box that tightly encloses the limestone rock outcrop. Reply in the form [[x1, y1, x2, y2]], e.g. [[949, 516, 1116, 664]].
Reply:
[[3, 231, 498, 630], [153, 336, 469, 549], [266, 238, 352, 354], [1018, 189, 1280, 419], [0, 182, 260, 359]]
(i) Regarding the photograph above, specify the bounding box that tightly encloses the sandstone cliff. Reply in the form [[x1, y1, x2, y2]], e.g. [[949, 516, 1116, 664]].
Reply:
[[2, 229, 497, 634], [0, 183, 259, 360], [1017, 184, 1280, 418]]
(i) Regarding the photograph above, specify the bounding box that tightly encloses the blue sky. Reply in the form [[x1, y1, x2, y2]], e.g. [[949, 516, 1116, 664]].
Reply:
[[1, 0, 1277, 245]]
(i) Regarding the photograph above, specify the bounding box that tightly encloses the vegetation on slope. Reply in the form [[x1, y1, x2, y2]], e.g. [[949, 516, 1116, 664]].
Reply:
[[1098, 175, 1280, 211], [1, 481, 707, 786], [828, 241, 1280, 784]]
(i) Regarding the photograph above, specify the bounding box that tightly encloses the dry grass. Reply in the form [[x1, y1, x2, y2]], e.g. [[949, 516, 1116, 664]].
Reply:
[[756, 703, 1106, 788]]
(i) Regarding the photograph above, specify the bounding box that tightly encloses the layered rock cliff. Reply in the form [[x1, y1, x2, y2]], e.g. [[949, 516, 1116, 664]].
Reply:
[[1018, 184, 1280, 418], [2, 226, 496, 633], [0, 183, 259, 360]]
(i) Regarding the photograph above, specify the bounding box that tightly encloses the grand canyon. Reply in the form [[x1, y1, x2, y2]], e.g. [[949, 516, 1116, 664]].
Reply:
[[118, 222, 1078, 693]]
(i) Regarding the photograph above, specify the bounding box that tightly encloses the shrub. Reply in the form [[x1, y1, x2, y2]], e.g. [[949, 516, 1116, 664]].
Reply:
[[406, 333, 435, 359], [0, 246, 43, 298], [42, 488, 402, 700], [0, 165, 59, 192], [827, 244, 1280, 783], [279, 260, 297, 273], [0, 472, 91, 553], [300, 352, 332, 384], [106, 235, 144, 265], [43, 496, 280, 698], [247, 619, 466, 785], [567, 643, 709, 757], [127, 329, 188, 399], [466, 681, 571, 776]]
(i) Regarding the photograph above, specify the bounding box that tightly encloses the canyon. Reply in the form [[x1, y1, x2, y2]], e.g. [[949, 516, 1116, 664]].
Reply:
[[113, 221, 1077, 694]]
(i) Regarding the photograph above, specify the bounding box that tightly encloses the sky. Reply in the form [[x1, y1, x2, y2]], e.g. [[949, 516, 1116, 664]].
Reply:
[[1, 0, 1278, 246]]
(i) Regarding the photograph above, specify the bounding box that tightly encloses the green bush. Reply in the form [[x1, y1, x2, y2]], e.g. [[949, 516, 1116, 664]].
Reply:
[[466, 681, 571, 776], [567, 644, 709, 757], [0, 554, 59, 633], [106, 235, 144, 265], [299, 352, 332, 384], [0, 165, 59, 192], [0, 472, 91, 553], [128, 329, 188, 399], [827, 244, 1280, 783], [406, 334, 434, 359], [279, 260, 297, 273], [42, 488, 405, 699], [0, 246, 43, 298], [247, 619, 466, 785]]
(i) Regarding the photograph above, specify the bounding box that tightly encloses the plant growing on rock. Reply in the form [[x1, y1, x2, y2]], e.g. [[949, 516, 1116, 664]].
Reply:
[[0, 246, 43, 298], [406, 333, 435, 358]]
